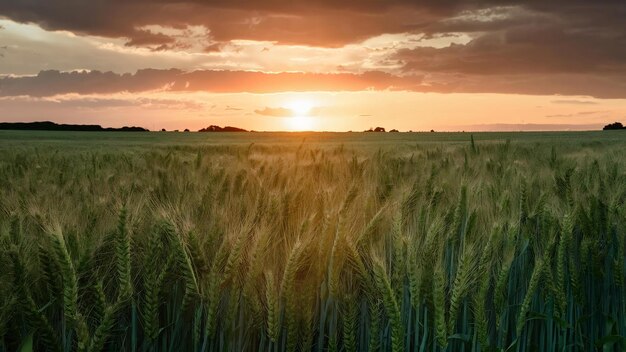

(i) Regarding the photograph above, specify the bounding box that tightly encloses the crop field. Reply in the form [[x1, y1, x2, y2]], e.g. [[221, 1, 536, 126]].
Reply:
[[0, 131, 625, 351]]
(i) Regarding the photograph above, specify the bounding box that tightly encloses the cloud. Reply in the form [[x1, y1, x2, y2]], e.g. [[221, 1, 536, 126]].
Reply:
[[0, 94, 207, 111], [254, 107, 293, 117], [0, 69, 423, 97], [448, 74, 626, 98], [124, 30, 176, 49], [0, 1, 623, 49], [384, 4, 626, 98], [1, 1, 626, 100], [551, 99, 598, 105], [3, 68, 626, 98], [456, 123, 605, 131], [0, 69, 184, 96], [127, 25, 214, 51], [254, 105, 328, 117], [0, 1, 444, 48], [545, 110, 610, 118], [396, 22, 626, 75]]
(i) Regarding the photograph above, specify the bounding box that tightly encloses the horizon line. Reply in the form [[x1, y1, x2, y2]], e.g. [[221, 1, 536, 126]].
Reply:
[[0, 120, 616, 133]]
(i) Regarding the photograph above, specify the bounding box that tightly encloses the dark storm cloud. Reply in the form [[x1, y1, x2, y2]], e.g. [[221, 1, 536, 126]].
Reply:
[[124, 30, 176, 48], [396, 23, 626, 75], [390, 4, 626, 97], [0, 1, 620, 47], [0, 1, 443, 47]]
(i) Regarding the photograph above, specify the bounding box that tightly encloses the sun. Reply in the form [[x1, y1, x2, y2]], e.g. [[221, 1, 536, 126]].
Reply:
[[287, 99, 313, 117], [285, 99, 316, 131]]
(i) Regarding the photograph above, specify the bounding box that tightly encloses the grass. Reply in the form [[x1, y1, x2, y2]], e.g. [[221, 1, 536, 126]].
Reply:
[[0, 131, 625, 351]]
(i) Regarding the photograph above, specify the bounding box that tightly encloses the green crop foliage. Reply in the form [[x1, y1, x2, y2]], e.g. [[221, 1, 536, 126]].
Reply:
[[0, 131, 625, 351]]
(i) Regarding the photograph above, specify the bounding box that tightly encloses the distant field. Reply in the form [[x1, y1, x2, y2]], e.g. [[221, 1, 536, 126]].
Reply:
[[1, 130, 625, 148], [0, 131, 625, 351]]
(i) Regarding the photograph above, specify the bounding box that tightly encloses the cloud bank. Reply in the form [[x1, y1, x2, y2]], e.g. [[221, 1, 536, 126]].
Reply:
[[2, 69, 626, 99], [0, 1, 625, 97]]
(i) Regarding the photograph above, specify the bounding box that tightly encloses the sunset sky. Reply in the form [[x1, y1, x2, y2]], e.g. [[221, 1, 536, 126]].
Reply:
[[1, 1, 625, 131]]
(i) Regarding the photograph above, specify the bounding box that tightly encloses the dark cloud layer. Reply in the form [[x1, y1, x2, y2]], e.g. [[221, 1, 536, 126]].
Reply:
[[1, 1, 624, 47], [0, 1, 442, 47], [0, 69, 183, 96], [397, 22, 626, 75], [0, 69, 422, 96], [2, 69, 626, 99]]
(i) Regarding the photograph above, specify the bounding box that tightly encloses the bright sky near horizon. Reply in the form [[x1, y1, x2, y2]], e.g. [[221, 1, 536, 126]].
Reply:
[[1, 1, 625, 131]]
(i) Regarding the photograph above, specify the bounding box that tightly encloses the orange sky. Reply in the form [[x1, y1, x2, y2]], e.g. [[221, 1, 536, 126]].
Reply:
[[1, 1, 625, 131]]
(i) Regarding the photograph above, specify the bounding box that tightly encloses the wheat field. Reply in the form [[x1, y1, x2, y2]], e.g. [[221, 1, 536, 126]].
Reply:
[[0, 131, 625, 351]]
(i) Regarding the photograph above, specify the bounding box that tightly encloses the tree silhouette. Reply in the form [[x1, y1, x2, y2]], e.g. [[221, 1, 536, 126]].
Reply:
[[198, 125, 247, 132], [603, 122, 625, 130]]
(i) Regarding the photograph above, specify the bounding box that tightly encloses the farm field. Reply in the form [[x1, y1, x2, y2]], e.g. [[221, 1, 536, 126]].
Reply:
[[1, 131, 625, 351]]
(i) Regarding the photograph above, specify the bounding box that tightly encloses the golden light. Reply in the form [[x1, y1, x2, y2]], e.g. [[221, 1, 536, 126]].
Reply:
[[285, 99, 316, 131], [286, 115, 315, 131], [287, 99, 313, 116]]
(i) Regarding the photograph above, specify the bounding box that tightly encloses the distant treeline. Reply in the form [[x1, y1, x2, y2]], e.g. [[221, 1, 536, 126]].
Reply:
[[0, 121, 148, 132], [364, 127, 403, 132], [603, 122, 625, 130], [197, 125, 248, 132]]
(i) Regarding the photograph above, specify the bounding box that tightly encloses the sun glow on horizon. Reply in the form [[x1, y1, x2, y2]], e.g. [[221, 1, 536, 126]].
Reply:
[[285, 115, 314, 131], [287, 99, 314, 116], [285, 99, 316, 131]]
